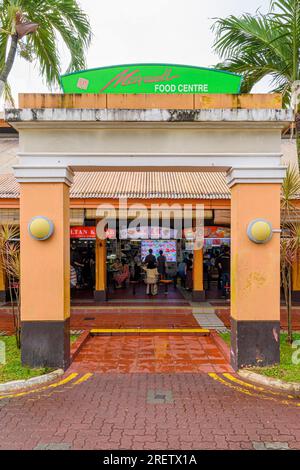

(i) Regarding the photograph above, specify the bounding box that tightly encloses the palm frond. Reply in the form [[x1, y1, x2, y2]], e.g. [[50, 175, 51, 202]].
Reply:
[[281, 165, 300, 212], [0, 0, 92, 90], [212, 1, 300, 103], [3, 80, 14, 105]]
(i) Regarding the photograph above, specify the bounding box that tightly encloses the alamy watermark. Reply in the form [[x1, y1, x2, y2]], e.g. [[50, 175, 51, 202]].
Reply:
[[94, 198, 205, 249], [0, 340, 5, 365], [292, 339, 300, 365]]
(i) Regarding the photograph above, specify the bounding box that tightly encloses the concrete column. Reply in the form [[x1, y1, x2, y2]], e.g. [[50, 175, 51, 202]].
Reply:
[[15, 167, 73, 369], [192, 247, 205, 301], [94, 238, 107, 301], [228, 167, 285, 370], [292, 260, 300, 302], [0, 258, 6, 303]]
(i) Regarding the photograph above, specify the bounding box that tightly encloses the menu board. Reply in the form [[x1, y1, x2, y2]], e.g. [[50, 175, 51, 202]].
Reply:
[[141, 240, 177, 262]]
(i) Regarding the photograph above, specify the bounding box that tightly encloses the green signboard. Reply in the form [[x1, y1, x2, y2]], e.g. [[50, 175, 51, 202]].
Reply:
[[60, 64, 242, 94]]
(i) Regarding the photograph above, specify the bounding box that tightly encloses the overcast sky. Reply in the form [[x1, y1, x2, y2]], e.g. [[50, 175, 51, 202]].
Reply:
[[4, 0, 271, 107]]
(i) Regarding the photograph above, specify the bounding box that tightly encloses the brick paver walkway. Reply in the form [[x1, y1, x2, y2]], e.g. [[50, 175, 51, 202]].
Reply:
[[0, 308, 195, 334], [1, 304, 300, 450], [1, 371, 300, 450], [71, 334, 232, 374], [215, 307, 300, 330]]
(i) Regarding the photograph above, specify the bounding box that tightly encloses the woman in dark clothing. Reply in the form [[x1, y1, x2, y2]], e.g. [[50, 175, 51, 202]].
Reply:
[[157, 250, 167, 279]]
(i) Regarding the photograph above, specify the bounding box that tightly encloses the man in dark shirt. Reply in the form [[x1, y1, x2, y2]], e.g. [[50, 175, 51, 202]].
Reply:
[[217, 246, 230, 298], [144, 249, 157, 267]]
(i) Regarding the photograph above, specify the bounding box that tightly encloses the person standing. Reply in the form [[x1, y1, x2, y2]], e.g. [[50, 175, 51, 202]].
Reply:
[[144, 248, 157, 266], [70, 265, 77, 289], [157, 250, 167, 279], [217, 245, 230, 298], [144, 261, 159, 296], [177, 258, 187, 287], [185, 253, 193, 291]]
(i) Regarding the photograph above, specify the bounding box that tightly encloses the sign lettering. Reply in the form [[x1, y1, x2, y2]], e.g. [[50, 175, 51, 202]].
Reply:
[[61, 64, 242, 95]]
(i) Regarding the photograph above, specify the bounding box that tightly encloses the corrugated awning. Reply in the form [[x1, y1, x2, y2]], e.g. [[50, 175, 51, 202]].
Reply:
[[0, 171, 230, 200]]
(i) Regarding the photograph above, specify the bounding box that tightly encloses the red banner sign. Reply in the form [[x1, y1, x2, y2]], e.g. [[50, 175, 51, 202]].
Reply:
[[70, 226, 96, 239], [70, 226, 116, 239]]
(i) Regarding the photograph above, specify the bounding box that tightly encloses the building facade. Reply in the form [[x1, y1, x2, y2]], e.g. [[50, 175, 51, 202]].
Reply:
[[0, 91, 295, 371]]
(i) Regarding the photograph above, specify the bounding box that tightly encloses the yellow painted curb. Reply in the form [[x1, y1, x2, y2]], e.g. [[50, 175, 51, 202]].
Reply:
[[73, 373, 93, 385], [223, 373, 295, 399], [90, 328, 210, 334], [208, 373, 300, 407], [0, 373, 78, 400]]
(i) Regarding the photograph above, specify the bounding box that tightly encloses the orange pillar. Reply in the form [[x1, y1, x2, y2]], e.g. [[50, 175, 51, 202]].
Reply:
[[0, 258, 5, 302], [292, 259, 300, 302], [192, 246, 205, 301], [95, 238, 107, 301], [229, 177, 282, 370], [18, 172, 72, 369]]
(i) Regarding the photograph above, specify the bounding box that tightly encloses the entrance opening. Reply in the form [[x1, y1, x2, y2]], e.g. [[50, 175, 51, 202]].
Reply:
[[69, 210, 231, 303], [71, 238, 95, 300], [106, 238, 186, 302]]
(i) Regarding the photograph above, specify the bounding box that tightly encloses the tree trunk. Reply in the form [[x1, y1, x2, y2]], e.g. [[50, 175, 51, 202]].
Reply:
[[0, 34, 18, 97], [296, 113, 300, 169]]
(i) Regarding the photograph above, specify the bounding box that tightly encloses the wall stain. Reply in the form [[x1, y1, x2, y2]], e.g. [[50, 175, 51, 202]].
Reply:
[[243, 272, 266, 291]]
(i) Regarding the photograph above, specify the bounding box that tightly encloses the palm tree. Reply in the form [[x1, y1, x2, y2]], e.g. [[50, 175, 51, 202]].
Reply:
[[0, 0, 91, 103], [281, 167, 300, 343], [212, 0, 299, 148], [0, 224, 20, 348]]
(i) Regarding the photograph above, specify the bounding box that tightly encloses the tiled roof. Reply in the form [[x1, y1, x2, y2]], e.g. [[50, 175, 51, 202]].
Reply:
[[0, 171, 230, 200], [0, 138, 19, 175]]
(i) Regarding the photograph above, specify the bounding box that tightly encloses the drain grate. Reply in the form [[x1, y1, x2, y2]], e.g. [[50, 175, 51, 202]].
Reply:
[[34, 443, 72, 450], [252, 441, 290, 450], [147, 390, 174, 404]]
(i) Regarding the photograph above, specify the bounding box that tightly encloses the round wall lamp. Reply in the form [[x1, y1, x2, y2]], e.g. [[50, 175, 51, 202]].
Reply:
[[247, 218, 273, 244], [28, 216, 54, 241]]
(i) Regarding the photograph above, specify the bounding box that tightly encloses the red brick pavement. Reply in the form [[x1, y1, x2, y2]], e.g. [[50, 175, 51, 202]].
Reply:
[[1, 372, 300, 450], [0, 309, 195, 334], [215, 307, 300, 330], [71, 334, 232, 374], [2, 305, 300, 334]]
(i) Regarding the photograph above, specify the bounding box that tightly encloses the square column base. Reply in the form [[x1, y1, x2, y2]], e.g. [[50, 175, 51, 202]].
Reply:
[[21, 318, 70, 369], [192, 290, 206, 302], [292, 290, 300, 302], [94, 290, 107, 301], [0, 290, 5, 303], [230, 318, 280, 370]]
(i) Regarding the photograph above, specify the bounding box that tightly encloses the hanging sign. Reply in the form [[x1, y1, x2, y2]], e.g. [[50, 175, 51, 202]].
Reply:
[[61, 64, 242, 95]]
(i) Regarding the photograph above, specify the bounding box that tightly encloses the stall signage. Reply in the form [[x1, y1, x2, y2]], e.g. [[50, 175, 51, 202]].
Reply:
[[204, 226, 230, 239], [70, 226, 96, 238], [183, 226, 230, 240], [70, 226, 116, 239], [120, 226, 178, 239], [61, 64, 242, 95]]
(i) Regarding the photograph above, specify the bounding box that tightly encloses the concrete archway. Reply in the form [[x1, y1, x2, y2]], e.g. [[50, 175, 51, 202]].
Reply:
[[7, 93, 291, 370]]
